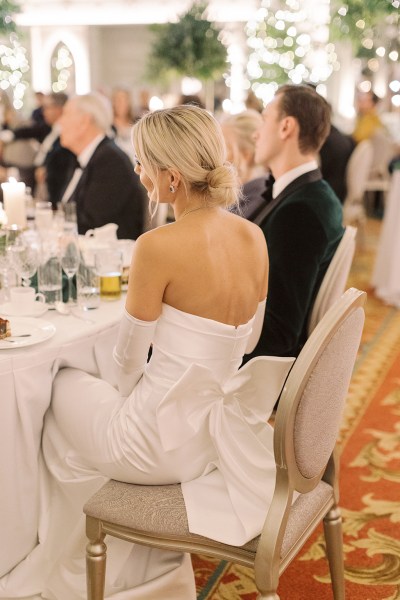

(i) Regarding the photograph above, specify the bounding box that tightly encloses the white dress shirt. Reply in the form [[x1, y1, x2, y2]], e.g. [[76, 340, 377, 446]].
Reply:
[[272, 160, 319, 199]]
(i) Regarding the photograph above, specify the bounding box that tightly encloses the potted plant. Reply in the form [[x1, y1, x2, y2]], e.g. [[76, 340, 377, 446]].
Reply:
[[145, 1, 228, 111]]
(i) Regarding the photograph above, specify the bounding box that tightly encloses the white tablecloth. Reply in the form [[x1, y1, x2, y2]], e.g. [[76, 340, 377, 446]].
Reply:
[[371, 170, 400, 306], [0, 298, 124, 579]]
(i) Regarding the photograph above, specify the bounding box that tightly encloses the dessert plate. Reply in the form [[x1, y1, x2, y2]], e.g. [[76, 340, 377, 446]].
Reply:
[[0, 317, 56, 349], [0, 301, 48, 318]]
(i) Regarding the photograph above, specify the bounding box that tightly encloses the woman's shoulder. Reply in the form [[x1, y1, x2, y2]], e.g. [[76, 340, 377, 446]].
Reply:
[[136, 208, 266, 249], [226, 209, 267, 241], [134, 222, 179, 256]]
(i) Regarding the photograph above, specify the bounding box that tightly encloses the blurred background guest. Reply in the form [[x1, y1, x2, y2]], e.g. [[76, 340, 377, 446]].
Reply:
[[34, 92, 77, 207], [221, 109, 268, 219], [111, 86, 137, 160], [352, 90, 385, 144], [179, 94, 205, 108], [319, 108, 355, 204], [59, 92, 145, 239], [245, 90, 263, 113], [31, 91, 46, 126], [0, 90, 18, 131]]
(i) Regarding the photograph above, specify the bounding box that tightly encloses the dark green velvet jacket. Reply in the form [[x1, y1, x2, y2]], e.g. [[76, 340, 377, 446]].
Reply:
[[245, 172, 344, 360]]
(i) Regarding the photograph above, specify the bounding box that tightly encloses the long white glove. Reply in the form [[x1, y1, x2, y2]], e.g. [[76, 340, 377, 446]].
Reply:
[[113, 308, 158, 396]]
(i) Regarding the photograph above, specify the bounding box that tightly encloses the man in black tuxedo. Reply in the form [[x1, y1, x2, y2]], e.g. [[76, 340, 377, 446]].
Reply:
[[59, 93, 145, 240], [34, 92, 77, 207], [243, 84, 344, 361]]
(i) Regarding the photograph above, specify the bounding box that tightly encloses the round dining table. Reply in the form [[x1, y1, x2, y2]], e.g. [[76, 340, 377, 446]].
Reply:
[[0, 297, 124, 595]]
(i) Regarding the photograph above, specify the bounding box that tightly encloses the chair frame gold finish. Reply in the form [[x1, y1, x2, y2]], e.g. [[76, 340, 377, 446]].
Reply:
[[307, 225, 357, 335], [84, 288, 366, 600]]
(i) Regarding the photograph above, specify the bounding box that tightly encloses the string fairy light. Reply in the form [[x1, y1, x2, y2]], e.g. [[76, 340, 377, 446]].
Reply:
[[245, 0, 337, 105]]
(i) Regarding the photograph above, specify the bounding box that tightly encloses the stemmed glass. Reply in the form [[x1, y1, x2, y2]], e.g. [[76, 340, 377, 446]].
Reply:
[[8, 235, 40, 287], [60, 232, 80, 305]]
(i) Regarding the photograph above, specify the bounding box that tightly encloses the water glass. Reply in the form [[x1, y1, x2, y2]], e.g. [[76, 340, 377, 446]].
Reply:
[[0, 228, 17, 302], [64, 201, 77, 224], [77, 262, 100, 310], [35, 201, 53, 231], [9, 237, 40, 287], [95, 249, 123, 301], [38, 255, 62, 307], [60, 232, 80, 304]]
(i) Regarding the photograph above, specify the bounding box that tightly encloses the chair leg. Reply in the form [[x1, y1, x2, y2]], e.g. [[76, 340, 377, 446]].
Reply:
[[323, 506, 345, 600], [86, 516, 107, 600]]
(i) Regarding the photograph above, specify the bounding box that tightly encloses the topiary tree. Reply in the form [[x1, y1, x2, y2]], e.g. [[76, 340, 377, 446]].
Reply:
[[145, 1, 227, 109], [330, 0, 399, 60], [0, 0, 19, 36]]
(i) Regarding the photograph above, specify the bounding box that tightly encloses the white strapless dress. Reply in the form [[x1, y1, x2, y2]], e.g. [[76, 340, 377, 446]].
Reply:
[[2, 304, 293, 600]]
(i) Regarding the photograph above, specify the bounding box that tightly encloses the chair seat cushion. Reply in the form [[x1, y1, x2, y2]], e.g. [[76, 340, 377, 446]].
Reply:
[[84, 478, 334, 557]]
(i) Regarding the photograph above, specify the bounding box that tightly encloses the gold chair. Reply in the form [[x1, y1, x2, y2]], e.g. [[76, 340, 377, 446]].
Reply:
[[343, 140, 374, 246], [84, 287, 366, 600], [307, 225, 357, 335]]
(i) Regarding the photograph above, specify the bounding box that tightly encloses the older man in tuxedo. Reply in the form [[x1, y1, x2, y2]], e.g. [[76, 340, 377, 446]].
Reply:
[[59, 93, 145, 239], [243, 84, 344, 361]]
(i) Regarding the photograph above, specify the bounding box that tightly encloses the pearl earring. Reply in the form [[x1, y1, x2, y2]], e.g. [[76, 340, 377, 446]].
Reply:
[[169, 185, 175, 193]]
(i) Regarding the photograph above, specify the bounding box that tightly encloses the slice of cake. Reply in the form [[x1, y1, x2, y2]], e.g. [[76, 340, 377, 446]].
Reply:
[[0, 317, 11, 339]]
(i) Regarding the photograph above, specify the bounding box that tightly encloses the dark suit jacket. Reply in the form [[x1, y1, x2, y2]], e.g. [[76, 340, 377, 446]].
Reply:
[[244, 170, 344, 360], [67, 137, 146, 240], [44, 137, 77, 208], [12, 122, 51, 143], [319, 126, 355, 203]]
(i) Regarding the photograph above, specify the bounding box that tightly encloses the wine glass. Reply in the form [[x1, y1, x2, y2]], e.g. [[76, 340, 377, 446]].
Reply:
[[9, 236, 40, 287], [60, 232, 80, 305]]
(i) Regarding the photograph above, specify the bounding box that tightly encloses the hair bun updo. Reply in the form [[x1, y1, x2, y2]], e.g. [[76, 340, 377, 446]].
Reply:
[[205, 164, 238, 208]]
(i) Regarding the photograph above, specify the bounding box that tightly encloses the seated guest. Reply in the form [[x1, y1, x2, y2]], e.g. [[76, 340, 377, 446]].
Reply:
[[111, 86, 137, 160], [34, 92, 77, 207], [243, 83, 344, 361], [352, 90, 385, 144], [0, 105, 50, 144], [33, 105, 292, 598], [59, 92, 145, 239], [221, 109, 268, 218], [31, 91, 46, 125], [319, 122, 355, 204]]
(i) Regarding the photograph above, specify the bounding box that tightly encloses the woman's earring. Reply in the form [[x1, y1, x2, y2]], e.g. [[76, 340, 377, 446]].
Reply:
[[169, 185, 175, 193]]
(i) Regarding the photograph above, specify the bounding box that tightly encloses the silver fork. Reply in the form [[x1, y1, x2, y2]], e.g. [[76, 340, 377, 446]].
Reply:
[[3, 334, 32, 342]]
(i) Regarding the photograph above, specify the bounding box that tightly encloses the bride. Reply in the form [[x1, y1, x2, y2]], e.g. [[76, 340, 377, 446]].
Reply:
[[26, 105, 292, 599]]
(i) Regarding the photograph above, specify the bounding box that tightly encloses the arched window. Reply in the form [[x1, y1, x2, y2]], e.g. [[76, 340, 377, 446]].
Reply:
[[51, 43, 76, 95]]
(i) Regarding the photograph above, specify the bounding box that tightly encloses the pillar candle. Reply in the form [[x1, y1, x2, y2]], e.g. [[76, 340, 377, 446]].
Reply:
[[1, 177, 26, 228]]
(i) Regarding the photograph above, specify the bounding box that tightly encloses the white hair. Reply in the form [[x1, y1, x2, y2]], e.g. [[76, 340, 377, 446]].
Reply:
[[72, 92, 113, 134]]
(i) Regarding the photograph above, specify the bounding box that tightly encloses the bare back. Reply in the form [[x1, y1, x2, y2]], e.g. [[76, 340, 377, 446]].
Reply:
[[126, 208, 268, 327]]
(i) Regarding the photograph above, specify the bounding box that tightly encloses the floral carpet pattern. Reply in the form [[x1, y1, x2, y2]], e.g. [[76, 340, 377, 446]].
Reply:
[[193, 219, 400, 600]]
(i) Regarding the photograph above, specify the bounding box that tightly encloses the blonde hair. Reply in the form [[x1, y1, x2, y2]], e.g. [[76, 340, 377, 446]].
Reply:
[[132, 105, 240, 212], [222, 109, 263, 157], [221, 109, 264, 183]]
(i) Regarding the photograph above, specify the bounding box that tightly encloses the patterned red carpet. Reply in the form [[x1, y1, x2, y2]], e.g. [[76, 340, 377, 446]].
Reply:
[[193, 219, 400, 600]]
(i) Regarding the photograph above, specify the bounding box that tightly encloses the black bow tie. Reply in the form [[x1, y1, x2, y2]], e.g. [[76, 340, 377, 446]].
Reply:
[[262, 174, 275, 204]]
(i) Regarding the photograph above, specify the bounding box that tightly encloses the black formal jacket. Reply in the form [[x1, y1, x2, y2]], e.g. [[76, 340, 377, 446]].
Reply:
[[67, 137, 146, 240], [319, 125, 355, 203], [44, 137, 77, 208], [243, 169, 344, 360]]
